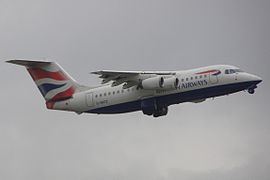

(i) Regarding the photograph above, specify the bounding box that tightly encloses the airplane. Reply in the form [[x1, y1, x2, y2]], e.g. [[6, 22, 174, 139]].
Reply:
[[6, 60, 262, 117]]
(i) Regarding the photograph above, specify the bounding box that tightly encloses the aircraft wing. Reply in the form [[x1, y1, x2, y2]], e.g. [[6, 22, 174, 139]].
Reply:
[[91, 70, 176, 88]]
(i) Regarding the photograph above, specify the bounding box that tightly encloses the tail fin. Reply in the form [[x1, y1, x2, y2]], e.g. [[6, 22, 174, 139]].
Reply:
[[6, 60, 80, 102]]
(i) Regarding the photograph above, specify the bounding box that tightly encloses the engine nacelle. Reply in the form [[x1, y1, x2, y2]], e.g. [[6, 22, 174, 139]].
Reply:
[[163, 77, 179, 90], [141, 76, 164, 90]]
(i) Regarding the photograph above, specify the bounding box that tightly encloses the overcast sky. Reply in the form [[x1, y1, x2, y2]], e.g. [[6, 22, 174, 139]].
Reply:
[[1, 0, 270, 179]]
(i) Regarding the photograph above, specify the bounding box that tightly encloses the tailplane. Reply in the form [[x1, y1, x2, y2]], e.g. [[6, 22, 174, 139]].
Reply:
[[6, 60, 82, 102]]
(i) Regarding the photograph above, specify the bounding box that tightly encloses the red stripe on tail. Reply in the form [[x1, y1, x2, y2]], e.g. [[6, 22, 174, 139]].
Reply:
[[27, 68, 68, 81], [50, 86, 76, 101], [46, 101, 55, 109]]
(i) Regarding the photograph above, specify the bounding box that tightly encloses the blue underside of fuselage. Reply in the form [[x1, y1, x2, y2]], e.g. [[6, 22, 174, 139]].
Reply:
[[86, 81, 260, 114]]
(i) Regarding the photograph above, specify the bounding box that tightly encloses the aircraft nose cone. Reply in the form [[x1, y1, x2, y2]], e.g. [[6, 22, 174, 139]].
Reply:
[[252, 75, 262, 84]]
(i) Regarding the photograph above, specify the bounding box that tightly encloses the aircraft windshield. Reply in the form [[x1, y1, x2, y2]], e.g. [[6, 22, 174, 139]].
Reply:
[[234, 69, 244, 73], [225, 69, 244, 74]]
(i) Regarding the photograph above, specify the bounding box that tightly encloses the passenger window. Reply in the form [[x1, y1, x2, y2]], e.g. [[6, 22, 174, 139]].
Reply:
[[195, 76, 197, 79], [104, 93, 106, 96], [95, 95, 98, 98], [181, 79, 184, 82], [99, 94, 102, 97], [117, 90, 120, 94], [191, 77, 193, 80], [108, 92, 111, 95], [204, 74, 207, 78], [121, 90, 124, 93], [200, 75, 202, 79], [225, 69, 229, 74], [186, 77, 189, 81], [113, 91, 115, 95]]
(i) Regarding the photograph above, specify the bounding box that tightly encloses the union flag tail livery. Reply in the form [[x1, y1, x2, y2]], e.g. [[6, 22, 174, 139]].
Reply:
[[7, 60, 262, 117], [7, 60, 79, 104]]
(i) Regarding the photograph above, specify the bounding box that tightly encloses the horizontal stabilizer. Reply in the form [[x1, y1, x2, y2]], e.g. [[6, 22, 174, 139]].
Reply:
[[6, 60, 51, 67]]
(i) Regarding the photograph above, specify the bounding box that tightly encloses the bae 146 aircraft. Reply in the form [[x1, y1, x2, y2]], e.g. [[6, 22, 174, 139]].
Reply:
[[7, 60, 262, 117]]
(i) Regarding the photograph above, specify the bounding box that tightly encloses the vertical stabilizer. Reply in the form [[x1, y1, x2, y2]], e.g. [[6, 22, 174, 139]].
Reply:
[[6, 60, 81, 102]]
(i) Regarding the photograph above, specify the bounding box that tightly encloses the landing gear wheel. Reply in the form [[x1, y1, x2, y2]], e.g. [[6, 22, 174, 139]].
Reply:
[[248, 88, 255, 94], [153, 106, 168, 118]]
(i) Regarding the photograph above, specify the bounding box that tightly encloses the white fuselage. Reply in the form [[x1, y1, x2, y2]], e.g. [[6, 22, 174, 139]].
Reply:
[[52, 65, 262, 116]]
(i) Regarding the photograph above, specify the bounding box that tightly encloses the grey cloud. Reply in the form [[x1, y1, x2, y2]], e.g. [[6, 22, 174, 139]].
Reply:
[[1, 0, 270, 179]]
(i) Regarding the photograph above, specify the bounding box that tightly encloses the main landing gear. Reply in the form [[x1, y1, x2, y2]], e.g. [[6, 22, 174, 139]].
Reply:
[[141, 99, 168, 118], [153, 106, 168, 118]]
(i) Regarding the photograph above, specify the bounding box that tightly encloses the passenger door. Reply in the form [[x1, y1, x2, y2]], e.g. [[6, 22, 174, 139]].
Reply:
[[209, 73, 218, 84], [86, 93, 94, 107], [235, 72, 238, 81]]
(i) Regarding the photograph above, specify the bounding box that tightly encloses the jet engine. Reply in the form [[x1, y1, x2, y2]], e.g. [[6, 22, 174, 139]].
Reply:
[[141, 76, 164, 89], [141, 76, 179, 90], [162, 77, 179, 90]]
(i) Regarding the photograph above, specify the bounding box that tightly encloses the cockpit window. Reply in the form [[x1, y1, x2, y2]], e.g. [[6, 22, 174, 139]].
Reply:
[[230, 69, 236, 74], [225, 69, 244, 74], [234, 69, 244, 73]]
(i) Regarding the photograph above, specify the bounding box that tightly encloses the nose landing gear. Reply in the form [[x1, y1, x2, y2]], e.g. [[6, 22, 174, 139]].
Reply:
[[248, 88, 255, 94], [247, 84, 258, 94]]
